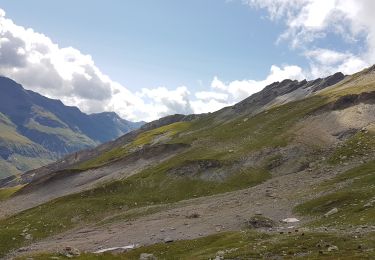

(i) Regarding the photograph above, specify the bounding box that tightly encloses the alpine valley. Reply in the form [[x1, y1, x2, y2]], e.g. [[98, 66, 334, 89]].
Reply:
[[0, 66, 374, 259]]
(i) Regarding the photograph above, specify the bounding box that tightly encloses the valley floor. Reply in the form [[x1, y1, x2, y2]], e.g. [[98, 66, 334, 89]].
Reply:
[[5, 159, 375, 259]]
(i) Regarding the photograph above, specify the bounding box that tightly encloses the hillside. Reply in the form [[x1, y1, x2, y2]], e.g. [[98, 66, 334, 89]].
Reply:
[[0, 76, 144, 179], [0, 66, 374, 259]]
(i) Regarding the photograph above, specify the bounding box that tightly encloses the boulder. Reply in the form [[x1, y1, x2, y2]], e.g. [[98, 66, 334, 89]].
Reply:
[[59, 246, 80, 258], [247, 216, 275, 228], [164, 237, 174, 243], [282, 218, 300, 223], [140, 253, 157, 260], [324, 208, 338, 217], [327, 245, 339, 252]]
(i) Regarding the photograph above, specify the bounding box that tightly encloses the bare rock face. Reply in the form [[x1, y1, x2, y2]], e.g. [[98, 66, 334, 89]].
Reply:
[[232, 72, 345, 115], [309, 72, 345, 92]]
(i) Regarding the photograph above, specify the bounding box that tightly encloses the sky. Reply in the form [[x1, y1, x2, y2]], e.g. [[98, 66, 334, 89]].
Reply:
[[0, 0, 374, 122]]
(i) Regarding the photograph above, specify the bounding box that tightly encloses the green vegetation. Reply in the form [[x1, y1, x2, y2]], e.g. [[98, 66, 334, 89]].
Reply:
[[3, 81, 375, 258], [176, 96, 327, 154], [7, 154, 54, 173], [0, 115, 33, 144], [80, 95, 329, 171], [0, 93, 330, 257], [0, 155, 269, 257], [0, 185, 23, 201], [19, 231, 375, 259], [25, 118, 97, 148], [78, 122, 192, 169], [132, 121, 192, 147], [295, 160, 375, 227], [0, 158, 20, 178], [31, 105, 68, 128], [78, 146, 130, 170], [0, 112, 57, 177], [328, 130, 375, 164], [321, 72, 375, 98]]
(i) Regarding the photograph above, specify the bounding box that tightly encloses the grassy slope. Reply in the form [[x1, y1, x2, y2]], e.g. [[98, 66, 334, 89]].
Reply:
[[0, 114, 33, 145], [25, 118, 97, 148], [0, 158, 19, 179], [7, 154, 54, 173], [20, 231, 375, 259], [0, 95, 328, 257], [31, 106, 68, 128], [79, 95, 328, 171], [0, 186, 23, 201], [2, 75, 375, 258], [328, 130, 375, 164], [0, 113, 54, 177], [0, 163, 269, 257], [78, 122, 192, 170], [295, 160, 375, 228]]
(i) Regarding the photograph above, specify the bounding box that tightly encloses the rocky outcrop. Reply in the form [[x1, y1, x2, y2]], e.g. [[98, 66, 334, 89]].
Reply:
[[228, 72, 345, 116]]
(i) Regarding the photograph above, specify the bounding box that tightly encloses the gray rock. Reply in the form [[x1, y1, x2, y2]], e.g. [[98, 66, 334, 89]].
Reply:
[[59, 246, 80, 258], [364, 199, 375, 208], [139, 253, 157, 260], [324, 208, 338, 217], [327, 245, 339, 252], [247, 215, 275, 228], [164, 236, 174, 243], [24, 234, 33, 240]]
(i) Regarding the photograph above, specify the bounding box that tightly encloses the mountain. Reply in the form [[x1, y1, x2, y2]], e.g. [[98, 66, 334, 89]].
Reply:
[[0, 66, 374, 259], [0, 76, 144, 179]]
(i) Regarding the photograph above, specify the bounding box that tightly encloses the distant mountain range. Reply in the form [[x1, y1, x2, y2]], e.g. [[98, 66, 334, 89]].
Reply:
[[0, 76, 144, 179]]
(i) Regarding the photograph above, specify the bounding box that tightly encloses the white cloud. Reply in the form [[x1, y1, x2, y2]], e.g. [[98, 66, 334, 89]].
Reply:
[[244, 0, 374, 76], [0, 8, 310, 122], [2, 3, 372, 123], [305, 48, 368, 77], [187, 64, 305, 114], [137, 86, 193, 118], [195, 91, 229, 102], [0, 9, 197, 122], [0, 9, 138, 118], [210, 65, 305, 101]]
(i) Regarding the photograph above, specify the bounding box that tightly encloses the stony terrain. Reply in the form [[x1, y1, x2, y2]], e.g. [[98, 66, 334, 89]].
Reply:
[[0, 66, 374, 259]]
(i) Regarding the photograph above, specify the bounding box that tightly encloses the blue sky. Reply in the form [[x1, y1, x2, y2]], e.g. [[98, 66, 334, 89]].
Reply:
[[1, 0, 303, 90], [0, 0, 373, 121]]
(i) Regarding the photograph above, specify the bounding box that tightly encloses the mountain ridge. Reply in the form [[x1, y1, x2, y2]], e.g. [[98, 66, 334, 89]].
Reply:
[[0, 76, 144, 179], [0, 66, 374, 259]]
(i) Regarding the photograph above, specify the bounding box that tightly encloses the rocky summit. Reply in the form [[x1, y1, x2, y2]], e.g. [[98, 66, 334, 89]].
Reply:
[[0, 66, 374, 259]]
